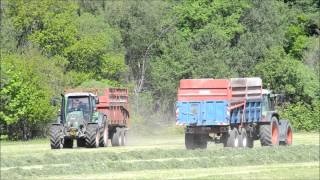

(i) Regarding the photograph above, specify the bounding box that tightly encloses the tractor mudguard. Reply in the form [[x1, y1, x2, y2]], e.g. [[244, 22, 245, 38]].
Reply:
[[266, 111, 279, 122]]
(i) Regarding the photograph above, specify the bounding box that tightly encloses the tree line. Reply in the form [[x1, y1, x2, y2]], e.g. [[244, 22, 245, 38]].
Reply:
[[0, 0, 319, 140]]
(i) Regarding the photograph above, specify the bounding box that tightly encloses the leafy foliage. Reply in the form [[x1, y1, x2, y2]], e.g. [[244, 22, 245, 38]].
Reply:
[[0, 52, 64, 139], [253, 47, 319, 104], [280, 101, 320, 131]]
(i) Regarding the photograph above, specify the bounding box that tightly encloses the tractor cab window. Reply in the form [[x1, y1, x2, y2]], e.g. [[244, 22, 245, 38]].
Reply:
[[262, 94, 275, 112], [67, 96, 90, 121]]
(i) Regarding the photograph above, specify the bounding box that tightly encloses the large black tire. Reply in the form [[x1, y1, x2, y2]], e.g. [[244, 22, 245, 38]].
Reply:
[[63, 138, 73, 148], [279, 120, 293, 146], [185, 133, 207, 149], [195, 134, 207, 149], [99, 125, 109, 147], [49, 125, 63, 149], [185, 133, 195, 150], [259, 117, 280, 146], [238, 128, 248, 148], [223, 128, 239, 148], [85, 124, 100, 148], [111, 129, 122, 146]]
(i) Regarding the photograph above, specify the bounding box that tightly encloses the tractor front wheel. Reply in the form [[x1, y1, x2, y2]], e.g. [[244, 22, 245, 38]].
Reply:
[[279, 120, 293, 146], [77, 138, 86, 147]]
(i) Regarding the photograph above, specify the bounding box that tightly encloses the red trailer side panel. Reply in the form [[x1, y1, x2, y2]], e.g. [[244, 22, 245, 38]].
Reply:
[[178, 79, 231, 101], [177, 78, 262, 103], [96, 88, 129, 127]]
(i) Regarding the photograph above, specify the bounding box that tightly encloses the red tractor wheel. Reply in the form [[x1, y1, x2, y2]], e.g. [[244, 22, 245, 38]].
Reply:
[[260, 117, 280, 146]]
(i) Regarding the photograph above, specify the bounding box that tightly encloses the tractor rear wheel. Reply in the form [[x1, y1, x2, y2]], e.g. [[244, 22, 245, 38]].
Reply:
[[259, 117, 280, 146], [224, 128, 239, 148], [49, 125, 63, 149], [85, 124, 100, 148]]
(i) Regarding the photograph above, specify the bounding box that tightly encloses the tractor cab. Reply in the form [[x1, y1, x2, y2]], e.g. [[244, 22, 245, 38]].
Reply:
[[262, 89, 275, 112], [60, 92, 99, 127], [262, 89, 285, 112]]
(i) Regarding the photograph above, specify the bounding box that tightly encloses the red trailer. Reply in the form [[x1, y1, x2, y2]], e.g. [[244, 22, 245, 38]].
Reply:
[[96, 88, 130, 146], [96, 88, 129, 126]]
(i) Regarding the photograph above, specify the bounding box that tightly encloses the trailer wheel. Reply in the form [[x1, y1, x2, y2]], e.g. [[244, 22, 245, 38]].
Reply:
[[49, 125, 63, 149], [111, 129, 122, 146], [247, 132, 254, 148], [197, 134, 208, 149], [224, 128, 239, 148], [259, 117, 279, 146], [239, 128, 248, 148], [185, 133, 195, 150], [85, 124, 100, 148], [120, 129, 127, 146], [63, 138, 73, 148]]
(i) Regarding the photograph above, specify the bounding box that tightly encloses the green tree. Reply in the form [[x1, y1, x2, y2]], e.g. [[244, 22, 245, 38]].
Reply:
[[104, 0, 172, 93], [64, 13, 126, 83], [5, 0, 78, 52], [253, 47, 319, 104], [0, 51, 64, 139]]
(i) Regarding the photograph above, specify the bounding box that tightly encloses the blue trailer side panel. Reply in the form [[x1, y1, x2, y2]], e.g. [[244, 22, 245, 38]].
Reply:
[[177, 99, 262, 126], [245, 100, 262, 123], [176, 101, 229, 126]]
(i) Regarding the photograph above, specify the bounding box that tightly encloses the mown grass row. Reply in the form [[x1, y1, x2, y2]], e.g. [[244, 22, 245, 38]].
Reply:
[[40, 162, 319, 180], [1, 145, 319, 179]]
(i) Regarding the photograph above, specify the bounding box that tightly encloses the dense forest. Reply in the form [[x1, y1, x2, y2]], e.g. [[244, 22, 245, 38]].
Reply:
[[0, 0, 319, 140]]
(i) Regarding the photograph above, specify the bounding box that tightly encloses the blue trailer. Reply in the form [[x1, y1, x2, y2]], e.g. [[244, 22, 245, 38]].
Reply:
[[176, 78, 292, 149]]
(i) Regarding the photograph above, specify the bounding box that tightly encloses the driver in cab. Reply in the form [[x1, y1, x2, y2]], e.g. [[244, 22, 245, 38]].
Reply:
[[70, 99, 82, 112]]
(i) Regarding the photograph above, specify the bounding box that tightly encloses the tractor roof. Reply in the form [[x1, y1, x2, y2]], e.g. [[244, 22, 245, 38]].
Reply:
[[262, 89, 271, 95], [65, 92, 96, 97]]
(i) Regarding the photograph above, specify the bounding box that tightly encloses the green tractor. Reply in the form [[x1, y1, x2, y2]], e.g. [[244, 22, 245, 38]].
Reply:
[[49, 92, 108, 149]]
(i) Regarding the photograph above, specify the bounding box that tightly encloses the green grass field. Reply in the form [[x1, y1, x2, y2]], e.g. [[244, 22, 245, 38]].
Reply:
[[1, 132, 319, 180]]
